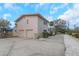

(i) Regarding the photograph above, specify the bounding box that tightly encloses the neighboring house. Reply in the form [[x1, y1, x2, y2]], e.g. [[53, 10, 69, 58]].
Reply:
[[13, 14, 49, 39], [49, 26, 55, 33]]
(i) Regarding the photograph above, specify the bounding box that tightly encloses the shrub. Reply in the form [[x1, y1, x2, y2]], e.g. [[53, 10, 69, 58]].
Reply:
[[49, 31, 53, 36], [69, 32, 72, 35], [72, 33, 79, 38], [72, 33, 75, 36], [42, 30, 49, 38], [75, 33, 79, 38]]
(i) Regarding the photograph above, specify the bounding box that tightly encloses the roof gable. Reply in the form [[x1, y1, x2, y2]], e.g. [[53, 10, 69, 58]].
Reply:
[[15, 14, 49, 23]]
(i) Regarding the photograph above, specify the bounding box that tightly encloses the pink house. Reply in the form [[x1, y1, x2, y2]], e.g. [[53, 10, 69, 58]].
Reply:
[[13, 14, 49, 39]]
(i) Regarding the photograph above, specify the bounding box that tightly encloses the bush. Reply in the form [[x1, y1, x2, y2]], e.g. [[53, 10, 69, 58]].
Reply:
[[49, 31, 53, 36], [59, 30, 66, 34], [42, 30, 49, 38], [68, 32, 72, 35], [72, 33, 75, 36], [72, 33, 79, 38], [75, 33, 79, 38]]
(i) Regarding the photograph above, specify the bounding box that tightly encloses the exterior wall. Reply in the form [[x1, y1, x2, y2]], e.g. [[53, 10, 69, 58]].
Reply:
[[13, 27, 17, 37], [38, 17, 44, 33], [24, 16, 38, 33], [38, 17, 48, 32], [13, 15, 49, 39], [15, 17, 26, 38], [24, 16, 38, 39], [37, 17, 49, 37], [13, 16, 38, 39]]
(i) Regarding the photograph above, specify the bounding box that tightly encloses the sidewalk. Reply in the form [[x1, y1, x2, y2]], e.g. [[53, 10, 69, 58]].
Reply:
[[64, 35, 79, 56]]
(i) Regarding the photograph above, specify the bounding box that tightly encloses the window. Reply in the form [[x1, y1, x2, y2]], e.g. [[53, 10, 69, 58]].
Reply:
[[27, 20, 28, 24], [44, 21, 47, 25], [43, 30, 47, 32], [15, 23, 17, 27], [15, 30, 17, 32]]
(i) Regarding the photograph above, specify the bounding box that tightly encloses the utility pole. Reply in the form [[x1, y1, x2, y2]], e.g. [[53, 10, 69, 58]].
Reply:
[[74, 25, 76, 29], [68, 21, 69, 30], [67, 20, 69, 34]]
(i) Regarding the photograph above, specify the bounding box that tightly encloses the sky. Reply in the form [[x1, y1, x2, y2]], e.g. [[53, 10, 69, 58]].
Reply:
[[0, 3, 79, 28]]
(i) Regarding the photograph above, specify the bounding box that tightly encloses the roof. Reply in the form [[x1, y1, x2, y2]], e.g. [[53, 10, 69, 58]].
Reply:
[[15, 14, 49, 22]]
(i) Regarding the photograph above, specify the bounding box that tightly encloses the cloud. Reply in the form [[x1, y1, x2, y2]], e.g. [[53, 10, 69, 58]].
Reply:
[[4, 3, 21, 11], [50, 7, 59, 14], [3, 13, 12, 19], [35, 3, 45, 11], [10, 21, 15, 28], [50, 3, 69, 15], [57, 9, 72, 20], [24, 3, 49, 12], [57, 3, 79, 28], [60, 3, 69, 8], [3, 13, 15, 28], [27, 3, 48, 12], [39, 3, 45, 6], [31, 3, 45, 12], [4, 3, 13, 9], [44, 15, 53, 21]]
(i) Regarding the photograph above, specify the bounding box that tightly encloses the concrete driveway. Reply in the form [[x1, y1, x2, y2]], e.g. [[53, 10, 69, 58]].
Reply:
[[0, 34, 65, 56]]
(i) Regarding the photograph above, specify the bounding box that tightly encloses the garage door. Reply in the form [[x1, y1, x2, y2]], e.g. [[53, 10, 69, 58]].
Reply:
[[26, 30, 34, 39], [19, 30, 25, 38]]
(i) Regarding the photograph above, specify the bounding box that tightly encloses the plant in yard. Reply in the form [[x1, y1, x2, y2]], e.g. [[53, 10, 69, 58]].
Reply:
[[42, 30, 49, 38], [72, 27, 79, 38], [49, 19, 67, 36], [0, 18, 11, 38]]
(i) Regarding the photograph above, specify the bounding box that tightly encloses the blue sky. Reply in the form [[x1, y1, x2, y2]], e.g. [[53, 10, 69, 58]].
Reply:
[[0, 3, 79, 28]]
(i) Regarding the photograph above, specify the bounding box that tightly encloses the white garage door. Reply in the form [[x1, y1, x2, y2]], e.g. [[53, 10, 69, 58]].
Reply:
[[26, 30, 34, 39]]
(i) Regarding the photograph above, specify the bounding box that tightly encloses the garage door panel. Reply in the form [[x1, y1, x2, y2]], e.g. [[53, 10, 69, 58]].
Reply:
[[26, 30, 34, 39]]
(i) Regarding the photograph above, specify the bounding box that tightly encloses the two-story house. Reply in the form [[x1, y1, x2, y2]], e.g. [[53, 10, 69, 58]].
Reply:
[[13, 14, 49, 39]]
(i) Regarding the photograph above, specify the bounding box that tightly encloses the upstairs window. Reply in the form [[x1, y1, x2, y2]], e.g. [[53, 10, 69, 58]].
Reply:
[[44, 21, 47, 25], [27, 19, 28, 24], [15, 30, 17, 32], [15, 23, 17, 27]]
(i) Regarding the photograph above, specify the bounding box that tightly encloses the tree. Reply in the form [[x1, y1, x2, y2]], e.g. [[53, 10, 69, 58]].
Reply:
[[74, 26, 79, 33], [53, 19, 67, 34], [0, 18, 11, 38], [49, 19, 67, 35], [49, 21, 56, 36], [49, 21, 54, 26]]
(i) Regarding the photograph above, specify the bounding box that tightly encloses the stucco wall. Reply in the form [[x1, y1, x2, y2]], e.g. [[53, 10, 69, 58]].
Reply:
[[14, 16, 38, 38], [13, 15, 49, 39], [38, 17, 48, 33], [16, 17, 26, 38], [38, 17, 44, 33], [37, 17, 49, 38], [24, 16, 38, 33], [13, 27, 17, 37]]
